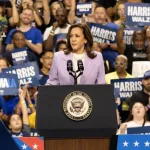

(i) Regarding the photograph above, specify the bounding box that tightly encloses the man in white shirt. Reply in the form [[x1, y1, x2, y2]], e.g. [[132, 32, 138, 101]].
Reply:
[[43, 8, 71, 51]]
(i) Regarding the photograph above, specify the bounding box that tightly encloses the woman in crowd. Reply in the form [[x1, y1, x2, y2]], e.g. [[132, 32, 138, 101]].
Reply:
[[117, 101, 150, 134], [8, 89, 30, 137], [49, 1, 64, 25], [114, 3, 126, 27], [105, 55, 133, 84], [47, 23, 105, 85]]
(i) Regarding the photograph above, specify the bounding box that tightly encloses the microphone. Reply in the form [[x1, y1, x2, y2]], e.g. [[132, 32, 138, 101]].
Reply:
[[77, 60, 84, 73], [67, 60, 73, 74]]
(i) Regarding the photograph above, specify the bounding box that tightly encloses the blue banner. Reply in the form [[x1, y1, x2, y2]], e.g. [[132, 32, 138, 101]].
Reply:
[[76, 2, 92, 15], [0, 73, 19, 95], [11, 48, 29, 66], [127, 126, 150, 134], [125, 2, 150, 26], [3, 62, 39, 87], [111, 78, 143, 101], [88, 22, 118, 43], [117, 135, 150, 150]]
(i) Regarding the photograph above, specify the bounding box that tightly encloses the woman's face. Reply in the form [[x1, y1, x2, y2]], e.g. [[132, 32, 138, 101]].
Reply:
[[118, 4, 125, 17], [9, 114, 22, 131], [132, 102, 145, 119], [114, 57, 127, 73], [0, 60, 8, 72], [70, 27, 86, 53], [51, 3, 61, 16]]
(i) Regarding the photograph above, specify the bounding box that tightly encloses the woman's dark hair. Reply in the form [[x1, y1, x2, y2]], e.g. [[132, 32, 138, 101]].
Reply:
[[66, 23, 96, 59], [55, 40, 67, 52], [126, 102, 147, 123]]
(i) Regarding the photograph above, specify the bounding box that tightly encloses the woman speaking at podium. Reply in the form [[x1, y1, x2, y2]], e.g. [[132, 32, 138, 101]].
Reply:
[[46, 23, 105, 85]]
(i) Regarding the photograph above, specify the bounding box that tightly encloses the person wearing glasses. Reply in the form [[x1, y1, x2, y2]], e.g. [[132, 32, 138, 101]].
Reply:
[[105, 55, 133, 84], [105, 55, 134, 125], [39, 50, 54, 85]]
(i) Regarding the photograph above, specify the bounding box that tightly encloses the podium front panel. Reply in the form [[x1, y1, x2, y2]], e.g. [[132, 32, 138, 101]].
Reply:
[[36, 85, 117, 138]]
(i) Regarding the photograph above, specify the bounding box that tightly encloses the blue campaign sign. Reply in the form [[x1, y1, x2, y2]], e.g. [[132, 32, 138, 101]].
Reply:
[[123, 27, 142, 45], [125, 2, 150, 26], [111, 78, 143, 101], [53, 33, 67, 52], [76, 2, 92, 15], [3, 62, 39, 87], [88, 22, 118, 43], [11, 48, 29, 66], [0, 73, 19, 95], [117, 135, 150, 150], [127, 126, 150, 134]]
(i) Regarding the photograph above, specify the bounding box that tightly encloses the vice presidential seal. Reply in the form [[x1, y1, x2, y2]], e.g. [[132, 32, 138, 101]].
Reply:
[[63, 91, 93, 121]]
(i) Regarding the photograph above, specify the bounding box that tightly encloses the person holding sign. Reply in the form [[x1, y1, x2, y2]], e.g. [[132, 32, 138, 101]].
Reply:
[[3, 30, 37, 66], [5, 7, 43, 57], [117, 29, 148, 74], [117, 101, 150, 134], [47, 23, 105, 85], [93, 5, 119, 71]]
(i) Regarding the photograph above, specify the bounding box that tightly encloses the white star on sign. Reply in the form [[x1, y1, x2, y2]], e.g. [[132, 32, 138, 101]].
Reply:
[[145, 141, 150, 147], [134, 141, 139, 147], [123, 141, 128, 147], [33, 144, 38, 149], [22, 144, 27, 149]]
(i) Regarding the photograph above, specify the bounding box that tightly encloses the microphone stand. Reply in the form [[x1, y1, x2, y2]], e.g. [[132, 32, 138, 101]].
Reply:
[[68, 71, 78, 85], [69, 70, 83, 85]]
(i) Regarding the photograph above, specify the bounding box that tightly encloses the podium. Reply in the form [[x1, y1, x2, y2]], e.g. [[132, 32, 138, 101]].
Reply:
[[36, 85, 117, 150]]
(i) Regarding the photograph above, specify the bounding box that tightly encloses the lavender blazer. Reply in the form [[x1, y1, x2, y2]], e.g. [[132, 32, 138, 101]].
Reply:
[[46, 51, 106, 85]]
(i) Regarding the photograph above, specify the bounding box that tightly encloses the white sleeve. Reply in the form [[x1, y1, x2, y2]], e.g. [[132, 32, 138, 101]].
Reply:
[[43, 26, 52, 41]]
